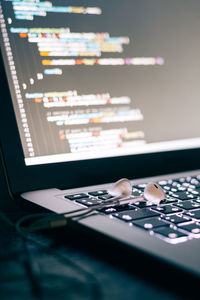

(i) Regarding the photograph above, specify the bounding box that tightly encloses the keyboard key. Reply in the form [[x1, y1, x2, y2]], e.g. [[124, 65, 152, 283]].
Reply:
[[186, 209, 200, 220], [132, 183, 147, 190], [76, 197, 102, 207], [161, 214, 191, 224], [187, 184, 196, 189], [163, 185, 171, 191], [99, 204, 135, 214], [65, 193, 89, 200], [185, 176, 192, 182], [179, 223, 200, 235], [174, 200, 200, 210], [158, 180, 168, 186], [178, 177, 186, 183], [133, 217, 168, 230], [167, 179, 173, 184], [190, 179, 200, 186], [132, 200, 156, 208], [99, 207, 117, 214], [114, 208, 159, 222], [153, 205, 182, 215], [88, 190, 107, 197], [182, 183, 190, 187], [171, 191, 195, 200], [132, 190, 142, 197], [189, 190, 200, 195], [177, 186, 187, 192], [153, 226, 188, 240], [114, 204, 136, 212], [194, 199, 200, 204], [170, 188, 178, 192], [164, 196, 178, 204], [98, 194, 113, 201], [172, 181, 181, 187]]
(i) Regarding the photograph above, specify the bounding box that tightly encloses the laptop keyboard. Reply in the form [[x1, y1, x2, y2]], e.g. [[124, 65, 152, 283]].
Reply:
[[64, 175, 200, 244]]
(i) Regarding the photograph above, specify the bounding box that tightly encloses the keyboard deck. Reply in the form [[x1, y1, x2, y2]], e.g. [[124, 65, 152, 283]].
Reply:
[[64, 175, 200, 244]]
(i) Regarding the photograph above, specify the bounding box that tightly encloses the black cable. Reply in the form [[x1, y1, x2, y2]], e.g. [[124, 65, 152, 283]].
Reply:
[[22, 239, 43, 300], [0, 143, 16, 202], [51, 247, 102, 300], [0, 210, 15, 227], [15, 212, 102, 300], [0, 210, 43, 299], [16, 226, 102, 300], [13, 195, 126, 234], [0, 209, 102, 300]]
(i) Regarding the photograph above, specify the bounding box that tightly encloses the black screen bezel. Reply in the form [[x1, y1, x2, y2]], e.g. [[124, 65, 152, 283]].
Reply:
[[1, 49, 200, 196]]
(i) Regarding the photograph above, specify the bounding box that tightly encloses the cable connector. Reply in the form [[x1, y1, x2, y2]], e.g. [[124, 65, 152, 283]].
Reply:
[[50, 218, 67, 228]]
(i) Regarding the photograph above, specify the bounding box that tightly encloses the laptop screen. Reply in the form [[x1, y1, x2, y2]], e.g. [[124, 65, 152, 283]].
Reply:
[[1, 0, 200, 166]]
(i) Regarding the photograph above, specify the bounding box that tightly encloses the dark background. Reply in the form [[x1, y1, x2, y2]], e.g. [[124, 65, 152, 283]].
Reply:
[[0, 1, 200, 298]]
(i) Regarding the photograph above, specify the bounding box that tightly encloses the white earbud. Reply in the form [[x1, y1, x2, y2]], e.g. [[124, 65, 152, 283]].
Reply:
[[143, 182, 166, 205], [108, 178, 166, 206], [108, 178, 132, 198]]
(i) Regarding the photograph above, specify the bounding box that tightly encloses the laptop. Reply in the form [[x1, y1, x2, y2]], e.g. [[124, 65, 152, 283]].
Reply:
[[1, 0, 200, 279]]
